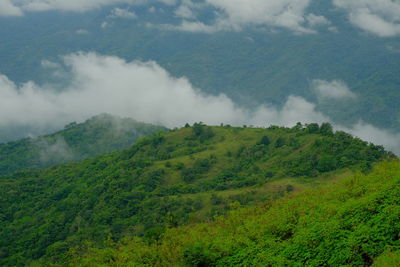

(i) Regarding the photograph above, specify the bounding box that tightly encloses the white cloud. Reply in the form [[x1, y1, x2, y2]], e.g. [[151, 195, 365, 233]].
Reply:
[[340, 122, 400, 155], [162, 20, 221, 33], [0, 0, 329, 35], [174, 4, 195, 19], [0, 0, 146, 15], [0, 0, 23, 16], [75, 29, 90, 35], [101, 21, 111, 28], [306, 14, 331, 27], [0, 53, 328, 139], [36, 136, 75, 164], [109, 7, 137, 19], [1, 52, 399, 154], [203, 0, 321, 33], [312, 79, 356, 100], [333, 0, 400, 37], [164, 0, 331, 34], [247, 95, 329, 127]]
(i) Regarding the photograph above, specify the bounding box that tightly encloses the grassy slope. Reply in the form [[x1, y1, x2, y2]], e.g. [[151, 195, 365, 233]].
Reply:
[[0, 124, 392, 265], [0, 114, 167, 176], [63, 160, 400, 267]]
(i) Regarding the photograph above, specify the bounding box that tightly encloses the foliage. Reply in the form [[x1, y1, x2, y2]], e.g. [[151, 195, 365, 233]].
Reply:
[[0, 124, 393, 266], [0, 114, 167, 176], [61, 161, 400, 267]]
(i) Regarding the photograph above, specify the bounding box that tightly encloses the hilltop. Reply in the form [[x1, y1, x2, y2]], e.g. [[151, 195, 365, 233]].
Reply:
[[0, 123, 392, 266], [0, 114, 167, 176]]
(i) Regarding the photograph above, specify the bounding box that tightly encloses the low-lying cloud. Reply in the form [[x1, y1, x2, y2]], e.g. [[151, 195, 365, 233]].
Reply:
[[0, 0, 331, 34], [0, 0, 23, 16], [3, 0, 398, 37], [166, 0, 330, 34], [339, 122, 400, 155], [334, 0, 400, 37], [0, 52, 400, 154], [35, 136, 75, 165], [109, 7, 137, 19], [0, 0, 144, 14], [0, 52, 327, 131], [312, 79, 356, 100]]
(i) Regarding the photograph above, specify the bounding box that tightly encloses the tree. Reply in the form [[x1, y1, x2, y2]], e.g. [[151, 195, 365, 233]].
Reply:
[[259, 136, 270, 146], [306, 123, 320, 133], [292, 122, 303, 130], [275, 137, 286, 148], [193, 122, 205, 136], [320, 122, 333, 136]]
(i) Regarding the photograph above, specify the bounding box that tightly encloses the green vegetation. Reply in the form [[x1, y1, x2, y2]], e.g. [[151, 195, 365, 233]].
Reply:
[[62, 160, 400, 266], [0, 123, 392, 266], [0, 114, 167, 176]]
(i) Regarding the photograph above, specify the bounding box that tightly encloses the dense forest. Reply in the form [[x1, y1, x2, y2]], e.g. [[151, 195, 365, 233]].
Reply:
[[0, 114, 167, 176], [58, 160, 400, 267], [0, 122, 393, 266]]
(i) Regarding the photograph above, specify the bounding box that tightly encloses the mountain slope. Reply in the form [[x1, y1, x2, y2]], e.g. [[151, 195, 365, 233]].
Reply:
[[62, 160, 400, 267], [0, 123, 392, 266], [0, 114, 167, 176]]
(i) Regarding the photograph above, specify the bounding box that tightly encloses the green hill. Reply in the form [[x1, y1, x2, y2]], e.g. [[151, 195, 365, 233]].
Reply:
[[0, 114, 167, 176], [62, 160, 400, 267], [0, 123, 392, 266]]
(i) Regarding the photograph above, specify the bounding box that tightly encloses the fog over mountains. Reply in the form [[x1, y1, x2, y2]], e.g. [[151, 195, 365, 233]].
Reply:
[[0, 0, 400, 152]]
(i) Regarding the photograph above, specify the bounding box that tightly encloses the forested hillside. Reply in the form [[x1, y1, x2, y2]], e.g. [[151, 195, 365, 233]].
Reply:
[[0, 123, 392, 266], [60, 160, 400, 267], [0, 114, 167, 176]]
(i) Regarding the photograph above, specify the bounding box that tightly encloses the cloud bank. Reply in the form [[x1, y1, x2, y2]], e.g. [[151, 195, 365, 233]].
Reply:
[[166, 0, 330, 34], [0, 52, 327, 131], [0, 0, 23, 16], [0, 0, 331, 34], [334, 0, 400, 37], [109, 7, 137, 19], [312, 79, 356, 100], [0, 0, 145, 14], [4, 0, 399, 37], [0, 52, 399, 153]]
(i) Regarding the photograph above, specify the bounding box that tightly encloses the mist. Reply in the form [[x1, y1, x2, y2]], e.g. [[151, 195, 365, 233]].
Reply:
[[0, 52, 399, 154], [35, 136, 75, 165]]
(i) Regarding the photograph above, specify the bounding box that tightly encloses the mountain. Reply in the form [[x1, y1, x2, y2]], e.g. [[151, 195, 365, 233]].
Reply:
[[0, 1, 400, 139], [0, 114, 167, 176], [61, 160, 400, 267], [0, 123, 392, 266]]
